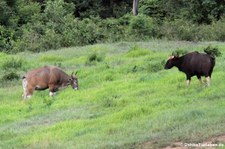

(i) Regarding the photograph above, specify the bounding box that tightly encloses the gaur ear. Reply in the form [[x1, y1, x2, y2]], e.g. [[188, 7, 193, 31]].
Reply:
[[71, 71, 78, 79], [75, 71, 78, 75], [169, 55, 175, 59]]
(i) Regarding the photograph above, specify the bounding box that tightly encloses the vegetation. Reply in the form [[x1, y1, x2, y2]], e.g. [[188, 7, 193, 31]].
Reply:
[[0, 0, 225, 53], [0, 41, 225, 148], [1, 0, 225, 148], [204, 45, 222, 57]]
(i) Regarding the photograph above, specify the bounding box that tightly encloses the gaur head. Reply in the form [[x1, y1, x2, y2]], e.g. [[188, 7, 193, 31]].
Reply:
[[164, 55, 179, 69], [69, 72, 78, 90]]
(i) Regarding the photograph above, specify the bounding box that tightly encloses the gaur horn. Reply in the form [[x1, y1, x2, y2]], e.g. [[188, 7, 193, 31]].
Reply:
[[71, 72, 74, 77]]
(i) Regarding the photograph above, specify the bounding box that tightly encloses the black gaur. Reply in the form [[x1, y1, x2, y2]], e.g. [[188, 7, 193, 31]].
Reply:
[[165, 51, 215, 86]]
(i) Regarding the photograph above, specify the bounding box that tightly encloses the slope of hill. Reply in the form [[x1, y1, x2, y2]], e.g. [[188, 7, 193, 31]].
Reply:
[[0, 41, 225, 148]]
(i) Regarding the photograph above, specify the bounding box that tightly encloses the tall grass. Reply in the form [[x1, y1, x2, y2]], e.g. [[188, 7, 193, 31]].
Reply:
[[0, 41, 225, 148]]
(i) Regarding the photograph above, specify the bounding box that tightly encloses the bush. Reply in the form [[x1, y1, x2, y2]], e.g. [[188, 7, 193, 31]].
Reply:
[[1, 72, 20, 81], [4, 11, 225, 53], [203, 46, 222, 57], [0, 26, 15, 53], [101, 17, 128, 42], [128, 14, 155, 40], [86, 52, 104, 65], [210, 19, 225, 41], [12, 26, 43, 52], [160, 18, 225, 41], [160, 19, 201, 41], [197, 20, 225, 41], [0, 57, 24, 82], [40, 29, 62, 51]]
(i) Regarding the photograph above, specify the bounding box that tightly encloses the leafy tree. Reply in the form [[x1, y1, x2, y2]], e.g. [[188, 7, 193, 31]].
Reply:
[[182, 0, 225, 24]]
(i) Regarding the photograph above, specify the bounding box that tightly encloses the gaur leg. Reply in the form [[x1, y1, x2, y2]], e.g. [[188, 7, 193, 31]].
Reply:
[[24, 87, 34, 99], [22, 78, 27, 99], [49, 84, 57, 97], [49, 92, 56, 97], [197, 75, 203, 84], [26, 84, 35, 99], [205, 70, 212, 86], [186, 75, 191, 86], [206, 76, 211, 86], [22, 78, 33, 99]]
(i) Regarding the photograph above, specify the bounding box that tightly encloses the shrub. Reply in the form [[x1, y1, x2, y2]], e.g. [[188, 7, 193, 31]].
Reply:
[[101, 17, 128, 42], [12, 27, 43, 52], [128, 14, 155, 40], [160, 19, 201, 41], [61, 16, 80, 47], [78, 17, 104, 45], [203, 46, 221, 57], [40, 29, 62, 51], [1, 72, 20, 81], [211, 19, 225, 41], [1, 57, 24, 82], [86, 52, 104, 65], [0, 26, 13, 53]]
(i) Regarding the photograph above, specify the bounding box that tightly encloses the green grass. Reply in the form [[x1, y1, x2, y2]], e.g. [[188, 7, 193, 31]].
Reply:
[[1, 40, 225, 148]]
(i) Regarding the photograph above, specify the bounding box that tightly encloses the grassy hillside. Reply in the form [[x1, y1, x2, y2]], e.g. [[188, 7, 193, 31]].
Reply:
[[0, 41, 225, 149]]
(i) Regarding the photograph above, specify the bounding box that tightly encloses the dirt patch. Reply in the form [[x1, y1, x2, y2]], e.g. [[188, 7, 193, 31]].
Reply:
[[140, 134, 225, 149]]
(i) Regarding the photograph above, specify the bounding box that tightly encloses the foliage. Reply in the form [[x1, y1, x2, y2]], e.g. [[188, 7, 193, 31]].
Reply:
[[0, 57, 23, 82], [0, 0, 225, 53], [203, 45, 222, 57], [1, 72, 20, 81], [128, 14, 155, 39], [86, 52, 104, 65]]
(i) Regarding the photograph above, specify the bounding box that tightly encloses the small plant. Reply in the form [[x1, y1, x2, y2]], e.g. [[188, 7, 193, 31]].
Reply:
[[1, 72, 20, 81], [203, 45, 222, 57], [86, 52, 104, 65]]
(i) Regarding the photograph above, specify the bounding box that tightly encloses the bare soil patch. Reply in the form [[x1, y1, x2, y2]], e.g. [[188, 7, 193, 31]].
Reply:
[[140, 134, 225, 149]]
